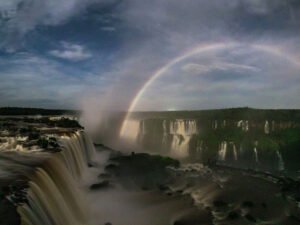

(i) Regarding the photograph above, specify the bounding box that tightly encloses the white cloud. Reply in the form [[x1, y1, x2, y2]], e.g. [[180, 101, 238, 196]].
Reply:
[[49, 42, 92, 61], [0, 0, 113, 51], [182, 62, 259, 75]]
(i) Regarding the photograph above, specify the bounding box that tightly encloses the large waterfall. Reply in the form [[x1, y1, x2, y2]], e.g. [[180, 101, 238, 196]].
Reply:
[[169, 120, 197, 157], [17, 131, 95, 225], [120, 118, 198, 157], [218, 141, 227, 161], [118, 117, 293, 171]]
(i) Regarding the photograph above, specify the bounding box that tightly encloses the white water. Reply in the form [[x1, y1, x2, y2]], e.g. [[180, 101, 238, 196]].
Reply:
[[232, 143, 238, 161], [253, 141, 259, 163], [237, 120, 249, 131], [218, 141, 227, 161], [213, 120, 218, 129], [170, 119, 197, 136], [17, 131, 96, 225], [169, 120, 197, 158], [264, 120, 270, 134], [0, 136, 38, 152], [162, 120, 168, 145], [276, 150, 285, 171], [171, 135, 191, 158], [218, 142, 237, 161], [253, 148, 258, 163], [196, 140, 203, 159]]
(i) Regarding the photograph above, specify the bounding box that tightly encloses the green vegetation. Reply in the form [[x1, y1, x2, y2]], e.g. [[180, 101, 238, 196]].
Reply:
[[134, 108, 300, 171], [108, 153, 179, 189], [132, 107, 300, 122], [0, 107, 79, 116]]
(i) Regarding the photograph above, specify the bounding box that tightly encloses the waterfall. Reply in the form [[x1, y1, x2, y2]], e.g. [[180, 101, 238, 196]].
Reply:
[[141, 120, 146, 135], [232, 143, 238, 161], [162, 120, 168, 145], [276, 151, 285, 171], [196, 140, 203, 159], [264, 121, 270, 134], [218, 141, 227, 161], [169, 120, 197, 157], [213, 120, 218, 129], [119, 119, 140, 143], [170, 119, 197, 136], [171, 135, 191, 158], [253, 148, 258, 163], [222, 120, 226, 128], [253, 141, 259, 163], [237, 120, 249, 131], [17, 131, 95, 225]]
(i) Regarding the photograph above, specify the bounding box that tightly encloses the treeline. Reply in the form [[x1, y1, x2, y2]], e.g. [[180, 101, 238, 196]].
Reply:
[[0, 107, 80, 116], [133, 107, 300, 121]]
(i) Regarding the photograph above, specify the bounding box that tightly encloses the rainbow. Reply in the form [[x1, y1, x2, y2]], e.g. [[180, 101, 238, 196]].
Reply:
[[119, 42, 300, 137]]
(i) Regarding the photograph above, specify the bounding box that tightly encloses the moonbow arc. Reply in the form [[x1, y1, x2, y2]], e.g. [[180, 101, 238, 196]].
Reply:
[[119, 42, 300, 137]]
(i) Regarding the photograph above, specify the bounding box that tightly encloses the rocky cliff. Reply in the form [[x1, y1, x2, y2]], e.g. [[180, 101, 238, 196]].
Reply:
[[121, 108, 300, 172]]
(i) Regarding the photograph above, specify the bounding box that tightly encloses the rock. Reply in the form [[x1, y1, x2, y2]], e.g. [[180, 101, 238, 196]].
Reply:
[[176, 189, 183, 194], [105, 163, 118, 170], [141, 186, 149, 191], [227, 211, 240, 220], [0, 199, 20, 225], [213, 200, 227, 208], [244, 214, 256, 223], [261, 202, 267, 208], [104, 223, 112, 225], [242, 201, 255, 208], [89, 180, 110, 190], [172, 208, 213, 225], [158, 184, 170, 192], [98, 173, 111, 179]]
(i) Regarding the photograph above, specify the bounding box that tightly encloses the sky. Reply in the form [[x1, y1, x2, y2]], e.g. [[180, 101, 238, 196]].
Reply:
[[0, 0, 300, 111]]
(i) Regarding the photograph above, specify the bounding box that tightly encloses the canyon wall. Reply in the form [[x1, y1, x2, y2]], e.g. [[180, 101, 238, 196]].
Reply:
[[120, 108, 300, 172]]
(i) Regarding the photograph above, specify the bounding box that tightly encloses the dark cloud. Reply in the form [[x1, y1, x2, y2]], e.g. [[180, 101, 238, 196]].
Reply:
[[0, 0, 116, 52], [0, 0, 299, 112]]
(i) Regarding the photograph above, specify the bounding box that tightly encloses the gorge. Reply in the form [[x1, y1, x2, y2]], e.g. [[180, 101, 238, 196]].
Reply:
[[120, 108, 300, 173], [1, 108, 300, 225]]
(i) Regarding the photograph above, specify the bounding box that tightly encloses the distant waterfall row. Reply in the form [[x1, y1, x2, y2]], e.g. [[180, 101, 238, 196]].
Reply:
[[17, 131, 96, 225], [120, 118, 288, 171], [121, 119, 197, 157]]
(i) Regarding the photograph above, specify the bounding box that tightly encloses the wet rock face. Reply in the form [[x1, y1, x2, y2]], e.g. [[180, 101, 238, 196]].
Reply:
[[0, 115, 85, 225], [90, 180, 110, 190], [107, 153, 180, 190], [0, 199, 20, 225], [172, 209, 213, 225]]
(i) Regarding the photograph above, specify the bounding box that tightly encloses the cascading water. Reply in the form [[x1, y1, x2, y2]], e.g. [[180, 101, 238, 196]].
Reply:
[[264, 120, 270, 134], [17, 131, 96, 225], [169, 120, 197, 157], [162, 120, 168, 145], [253, 141, 259, 163], [195, 140, 203, 159], [232, 143, 238, 161], [213, 120, 218, 129], [170, 120, 197, 136], [218, 141, 227, 161], [237, 120, 249, 131], [276, 150, 285, 171]]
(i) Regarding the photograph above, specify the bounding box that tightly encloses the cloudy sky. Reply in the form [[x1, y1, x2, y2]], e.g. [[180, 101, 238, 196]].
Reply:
[[0, 0, 300, 110]]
